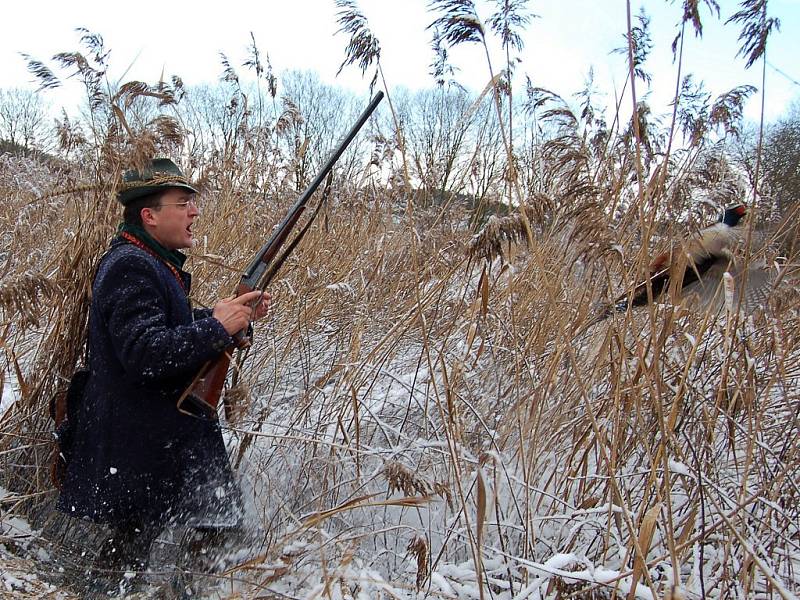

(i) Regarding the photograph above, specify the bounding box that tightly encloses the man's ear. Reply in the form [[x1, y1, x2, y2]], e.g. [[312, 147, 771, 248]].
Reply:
[[140, 207, 158, 227]]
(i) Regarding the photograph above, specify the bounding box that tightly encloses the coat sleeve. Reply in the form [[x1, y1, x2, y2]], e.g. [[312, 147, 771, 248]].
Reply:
[[96, 252, 232, 383], [194, 305, 255, 339], [193, 307, 214, 321]]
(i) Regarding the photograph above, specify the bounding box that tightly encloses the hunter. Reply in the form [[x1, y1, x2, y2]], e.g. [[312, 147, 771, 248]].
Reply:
[[56, 158, 269, 591]]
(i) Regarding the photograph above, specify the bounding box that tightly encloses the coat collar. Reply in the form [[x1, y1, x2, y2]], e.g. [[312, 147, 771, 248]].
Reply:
[[117, 223, 187, 271]]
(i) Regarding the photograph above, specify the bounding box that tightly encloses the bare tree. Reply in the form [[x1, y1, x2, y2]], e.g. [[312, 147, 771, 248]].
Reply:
[[279, 70, 365, 191], [399, 85, 476, 203], [0, 88, 53, 154], [762, 102, 800, 214]]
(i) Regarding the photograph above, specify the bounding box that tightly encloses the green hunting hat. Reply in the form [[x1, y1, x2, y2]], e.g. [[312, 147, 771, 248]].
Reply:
[[117, 158, 199, 205]]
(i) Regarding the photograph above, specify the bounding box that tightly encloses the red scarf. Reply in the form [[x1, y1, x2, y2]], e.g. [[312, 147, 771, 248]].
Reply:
[[120, 231, 188, 294]]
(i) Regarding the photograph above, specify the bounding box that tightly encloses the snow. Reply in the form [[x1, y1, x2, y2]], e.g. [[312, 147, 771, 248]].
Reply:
[[668, 460, 691, 477], [326, 281, 356, 296], [0, 376, 18, 413], [0, 490, 60, 596], [1, 322, 797, 600], [1, 504, 33, 542]]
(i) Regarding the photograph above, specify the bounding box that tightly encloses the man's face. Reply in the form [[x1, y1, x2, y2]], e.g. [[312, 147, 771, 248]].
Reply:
[[141, 188, 199, 250]]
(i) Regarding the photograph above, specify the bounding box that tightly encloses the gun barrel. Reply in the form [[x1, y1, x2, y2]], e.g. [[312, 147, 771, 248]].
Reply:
[[241, 91, 384, 289]]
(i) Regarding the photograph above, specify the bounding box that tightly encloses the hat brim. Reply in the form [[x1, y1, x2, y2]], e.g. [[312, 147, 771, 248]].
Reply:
[[117, 182, 199, 206]]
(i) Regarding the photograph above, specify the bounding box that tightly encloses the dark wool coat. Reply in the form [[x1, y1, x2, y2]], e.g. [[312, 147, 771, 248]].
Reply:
[[57, 238, 242, 528]]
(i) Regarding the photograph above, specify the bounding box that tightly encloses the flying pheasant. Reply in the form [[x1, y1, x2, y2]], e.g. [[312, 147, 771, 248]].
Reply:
[[574, 203, 778, 344], [615, 204, 750, 312]]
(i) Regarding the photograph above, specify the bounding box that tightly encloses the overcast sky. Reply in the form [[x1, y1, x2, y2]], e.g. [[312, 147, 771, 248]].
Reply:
[[1, 0, 798, 124]]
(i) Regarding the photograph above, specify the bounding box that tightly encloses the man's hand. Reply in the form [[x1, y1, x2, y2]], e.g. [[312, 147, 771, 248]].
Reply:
[[250, 290, 271, 321], [212, 290, 264, 336]]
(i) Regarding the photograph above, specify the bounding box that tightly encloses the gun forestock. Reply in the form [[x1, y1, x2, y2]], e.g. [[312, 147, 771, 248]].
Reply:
[[239, 204, 307, 290]]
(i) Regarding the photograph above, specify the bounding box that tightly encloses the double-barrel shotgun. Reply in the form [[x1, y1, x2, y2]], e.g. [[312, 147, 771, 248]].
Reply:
[[178, 91, 384, 417]]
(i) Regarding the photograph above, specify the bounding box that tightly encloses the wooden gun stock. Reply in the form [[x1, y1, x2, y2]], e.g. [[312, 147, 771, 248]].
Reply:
[[178, 354, 232, 418], [177, 282, 256, 418], [178, 91, 384, 418]]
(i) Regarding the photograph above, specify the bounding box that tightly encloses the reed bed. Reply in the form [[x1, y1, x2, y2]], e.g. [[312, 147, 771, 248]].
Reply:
[[2, 136, 798, 600], [1, 5, 799, 598]]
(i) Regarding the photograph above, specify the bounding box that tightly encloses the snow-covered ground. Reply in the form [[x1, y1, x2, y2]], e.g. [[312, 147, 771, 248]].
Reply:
[[1, 374, 18, 414], [0, 486, 71, 598], [3, 282, 800, 599]]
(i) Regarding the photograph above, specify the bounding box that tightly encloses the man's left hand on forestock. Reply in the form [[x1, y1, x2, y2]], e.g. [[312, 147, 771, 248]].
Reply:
[[251, 290, 271, 321]]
